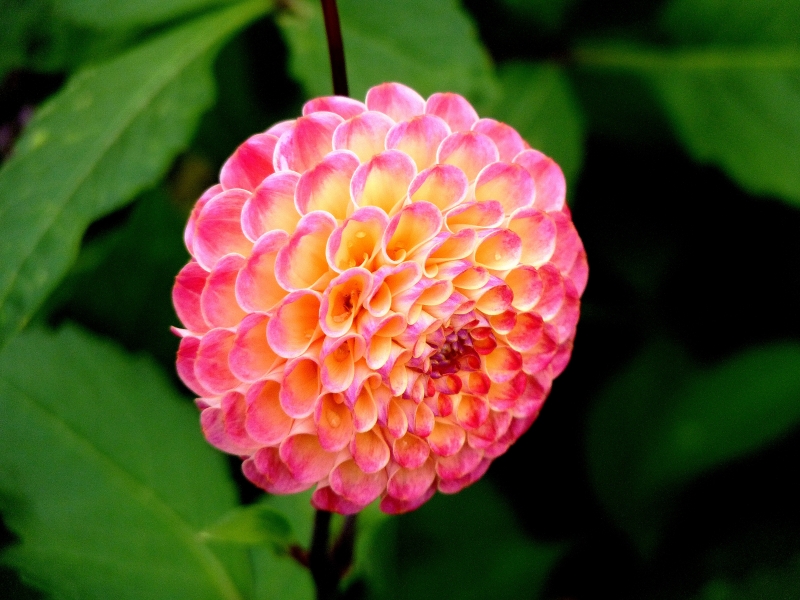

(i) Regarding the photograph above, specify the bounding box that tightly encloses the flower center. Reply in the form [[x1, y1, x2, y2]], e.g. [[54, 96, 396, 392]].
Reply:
[[427, 327, 483, 379]]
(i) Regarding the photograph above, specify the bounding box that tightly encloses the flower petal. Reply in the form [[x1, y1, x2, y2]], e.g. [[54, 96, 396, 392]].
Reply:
[[173, 261, 210, 334], [245, 380, 293, 445], [427, 418, 466, 456], [220, 133, 278, 191], [320, 267, 373, 337], [303, 96, 367, 119], [193, 189, 252, 270], [280, 356, 322, 418], [382, 201, 443, 264], [314, 393, 354, 452], [274, 211, 337, 292], [351, 150, 417, 215], [200, 254, 246, 329], [267, 290, 322, 358], [333, 111, 395, 163], [472, 118, 527, 162], [329, 460, 387, 506], [437, 131, 499, 181], [507, 208, 557, 267], [386, 115, 450, 170], [365, 82, 425, 122], [279, 434, 337, 484], [514, 149, 566, 211], [230, 313, 282, 383], [386, 458, 436, 501], [326, 206, 389, 273], [475, 162, 535, 214], [273, 112, 343, 172], [241, 171, 301, 240], [295, 150, 360, 219], [235, 230, 289, 313], [195, 328, 239, 395], [244, 447, 310, 494], [408, 163, 468, 212], [426, 92, 479, 132], [351, 429, 390, 473]]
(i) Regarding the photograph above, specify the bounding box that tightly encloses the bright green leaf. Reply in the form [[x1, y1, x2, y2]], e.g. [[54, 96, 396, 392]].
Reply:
[[200, 504, 294, 549], [487, 61, 585, 187], [388, 481, 562, 600], [0, 0, 268, 352], [278, 0, 496, 102], [587, 340, 800, 553], [55, 0, 239, 30], [0, 326, 250, 600]]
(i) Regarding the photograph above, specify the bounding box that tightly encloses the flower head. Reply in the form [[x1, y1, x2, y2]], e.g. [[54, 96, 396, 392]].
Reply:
[[173, 82, 587, 514]]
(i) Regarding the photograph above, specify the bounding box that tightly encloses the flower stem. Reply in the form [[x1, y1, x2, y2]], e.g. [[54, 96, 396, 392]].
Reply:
[[320, 0, 349, 96], [308, 510, 358, 600]]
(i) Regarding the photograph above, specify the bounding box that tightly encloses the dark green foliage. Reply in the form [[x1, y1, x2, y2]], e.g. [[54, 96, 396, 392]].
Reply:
[[2, 0, 800, 598]]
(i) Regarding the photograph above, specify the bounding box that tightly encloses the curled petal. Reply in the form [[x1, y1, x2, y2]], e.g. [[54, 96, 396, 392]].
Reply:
[[438, 458, 491, 494], [506, 312, 545, 353], [280, 434, 337, 484], [365, 262, 422, 316], [176, 336, 212, 397], [469, 410, 512, 448], [484, 345, 523, 383], [173, 262, 210, 334], [220, 133, 278, 192], [295, 150, 359, 219], [351, 150, 417, 215], [488, 371, 527, 411], [315, 393, 355, 452], [327, 207, 388, 273], [455, 394, 490, 430], [312, 486, 365, 515], [428, 418, 466, 456], [275, 211, 337, 291], [507, 208, 557, 267], [426, 92, 479, 132], [409, 163, 467, 212], [473, 229, 522, 271], [230, 313, 282, 383], [534, 265, 565, 320], [333, 111, 395, 162], [243, 448, 309, 494], [382, 201, 443, 264], [195, 328, 239, 395], [330, 460, 387, 506], [437, 131, 499, 181], [365, 82, 425, 122], [352, 386, 379, 431], [267, 290, 322, 358], [475, 162, 534, 214], [386, 458, 436, 502], [273, 112, 343, 173], [200, 254, 246, 329], [351, 429, 390, 473], [446, 200, 504, 232], [303, 96, 367, 119], [280, 356, 322, 418], [514, 149, 566, 211], [320, 334, 366, 393], [201, 393, 259, 455], [413, 401, 435, 437], [569, 249, 589, 296], [193, 189, 252, 270], [392, 433, 430, 469], [242, 172, 301, 240], [505, 266, 543, 312], [235, 230, 289, 313], [521, 323, 558, 374], [380, 483, 436, 514], [185, 184, 222, 254], [245, 380, 293, 445], [435, 444, 483, 480], [472, 118, 526, 162], [549, 211, 583, 274], [386, 115, 450, 170], [320, 267, 373, 337]]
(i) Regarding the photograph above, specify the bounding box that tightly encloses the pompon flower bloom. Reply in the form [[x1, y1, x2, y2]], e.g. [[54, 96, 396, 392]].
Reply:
[[173, 82, 587, 515]]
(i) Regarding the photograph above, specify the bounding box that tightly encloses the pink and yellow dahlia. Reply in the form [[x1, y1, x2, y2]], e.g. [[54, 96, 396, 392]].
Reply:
[[173, 82, 587, 514]]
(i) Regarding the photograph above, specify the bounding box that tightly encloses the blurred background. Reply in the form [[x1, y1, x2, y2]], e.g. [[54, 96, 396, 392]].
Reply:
[[1, 0, 799, 598]]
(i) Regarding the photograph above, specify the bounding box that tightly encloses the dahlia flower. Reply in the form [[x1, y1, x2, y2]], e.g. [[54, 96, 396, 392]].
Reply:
[[173, 82, 587, 515]]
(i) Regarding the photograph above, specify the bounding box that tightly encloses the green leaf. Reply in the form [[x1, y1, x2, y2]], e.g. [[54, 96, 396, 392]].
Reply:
[[587, 340, 800, 553], [487, 61, 585, 187], [575, 0, 800, 206], [0, 326, 249, 600], [250, 492, 315, 600], [54, 0, 240, 30], [388, 480, 562, 600], [278, 0, 495, 102], [41, 189, 190, 366], [200, 504, 293, 549], [0, 0, 268, 352]]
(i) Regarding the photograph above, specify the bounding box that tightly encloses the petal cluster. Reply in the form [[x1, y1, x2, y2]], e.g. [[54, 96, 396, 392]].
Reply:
[[173, 83, 587, 514]]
